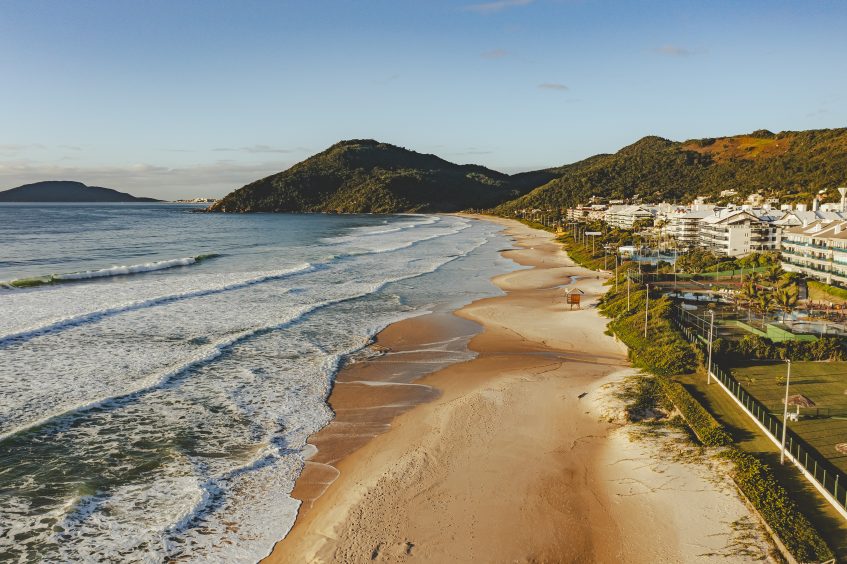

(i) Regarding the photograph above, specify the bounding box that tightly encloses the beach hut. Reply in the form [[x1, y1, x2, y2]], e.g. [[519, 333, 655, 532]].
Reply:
[[783, 393, 817, 416], [565, 288, 585, 310]]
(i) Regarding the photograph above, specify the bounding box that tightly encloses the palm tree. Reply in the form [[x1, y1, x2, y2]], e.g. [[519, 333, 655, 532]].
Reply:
[[756, 292, 775, 328], [740, 279, 759, 322], [764, 264, 784, 288], [775, 285, 799, 323]]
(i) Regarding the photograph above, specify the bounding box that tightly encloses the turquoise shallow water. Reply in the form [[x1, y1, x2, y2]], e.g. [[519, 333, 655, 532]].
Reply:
[[0, 204, 515, 562]]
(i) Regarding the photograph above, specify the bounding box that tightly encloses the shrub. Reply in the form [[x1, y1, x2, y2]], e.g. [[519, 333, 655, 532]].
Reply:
[[719, 449, 834, 562], [656, 377, 732, 447]]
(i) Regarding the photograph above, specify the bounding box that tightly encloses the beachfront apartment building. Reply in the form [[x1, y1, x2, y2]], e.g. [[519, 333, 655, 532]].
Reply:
[[663, 208, 715, 248], [698, 209, 779, 257], [566, 204, 607, 223], [781, 220, 847, 286], [604, 204, 657, 229]]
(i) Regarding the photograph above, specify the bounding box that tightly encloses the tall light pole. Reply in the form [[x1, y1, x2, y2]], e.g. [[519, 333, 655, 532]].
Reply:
[[781, 359, 792, 465], [614, 255, 619, 291], [707, 310, 715, 385], [673, 246, 677, 289], [627, 271, 631, 310], [644, 283, 650, 338]]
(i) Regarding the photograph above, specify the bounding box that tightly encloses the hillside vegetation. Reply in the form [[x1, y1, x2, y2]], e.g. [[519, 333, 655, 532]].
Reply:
[[496, 127, 847, 213], [210, 128, 847, 214], [209, 139, 553, 213]]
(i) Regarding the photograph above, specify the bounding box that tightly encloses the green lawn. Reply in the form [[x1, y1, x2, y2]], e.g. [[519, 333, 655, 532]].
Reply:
[[731, 361, 847, 474], [676, 369, 847, 557]]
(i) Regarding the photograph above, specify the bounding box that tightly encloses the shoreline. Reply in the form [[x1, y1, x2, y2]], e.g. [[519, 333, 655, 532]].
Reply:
[[263, 216, 777, 562]]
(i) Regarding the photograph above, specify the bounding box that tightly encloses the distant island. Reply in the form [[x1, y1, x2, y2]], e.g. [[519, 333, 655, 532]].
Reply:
[[209, 128, 847, 214], [0, 181, 161, 203]]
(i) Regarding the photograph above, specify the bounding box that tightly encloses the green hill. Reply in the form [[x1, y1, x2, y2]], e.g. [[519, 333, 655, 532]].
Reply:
[[211, 128, 847, 214], [209, 139, 552, 213], [496, 127, 847, 214]]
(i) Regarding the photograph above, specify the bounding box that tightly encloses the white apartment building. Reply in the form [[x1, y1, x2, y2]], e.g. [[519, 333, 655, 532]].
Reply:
[[566, 204, 607, 223], [604, 204, 656, 229], [663, 208, 715, 248], [698, 209, 779, 257], [781, 220, 847, 286]]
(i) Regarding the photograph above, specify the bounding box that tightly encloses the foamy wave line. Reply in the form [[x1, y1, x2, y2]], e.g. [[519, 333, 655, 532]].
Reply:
[[0, 223, 470, 346], [167, 238, 492, 556], [2, 254, 221, 289], [0, 263, 315, 348], [54, 255, 219, 280], [323, 215, 441, 243], [0, 237, 488, 446], [344, 221, 471, 256]]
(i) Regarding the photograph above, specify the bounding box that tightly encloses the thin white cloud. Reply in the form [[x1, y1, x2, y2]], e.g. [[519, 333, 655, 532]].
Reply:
[[481, 49, 509, 60], [0, 143, 47, 153], [463, 0, 533, 14], [538, 83, 569, 91], [654, 45, 692, 57], [213, 145, 308, 154], [448, 147, 494, 156]]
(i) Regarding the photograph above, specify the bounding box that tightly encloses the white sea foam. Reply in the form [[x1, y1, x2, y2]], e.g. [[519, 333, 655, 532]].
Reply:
[[0, 263, 315, 346], [0, 213, 510, 563], [322, 215, 441, 243], [54, 257, 201, 281]]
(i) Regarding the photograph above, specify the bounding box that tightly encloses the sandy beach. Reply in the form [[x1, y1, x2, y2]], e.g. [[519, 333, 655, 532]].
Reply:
[[264, 216, 777, 563]]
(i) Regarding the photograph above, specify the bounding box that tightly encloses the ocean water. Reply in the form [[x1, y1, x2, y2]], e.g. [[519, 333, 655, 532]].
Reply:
[[0, 204, 515, 562]]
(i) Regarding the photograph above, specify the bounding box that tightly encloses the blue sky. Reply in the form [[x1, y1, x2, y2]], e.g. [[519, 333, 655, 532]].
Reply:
[[1, 0, 845, 198]]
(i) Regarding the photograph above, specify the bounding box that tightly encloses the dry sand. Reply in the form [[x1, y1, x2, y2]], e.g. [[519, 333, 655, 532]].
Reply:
[[264, 216, 777, 563]]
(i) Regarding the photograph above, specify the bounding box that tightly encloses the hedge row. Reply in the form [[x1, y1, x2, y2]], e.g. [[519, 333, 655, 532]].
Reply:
[[655, 376, 733, 447], [714, 334, 847, 362], [652, 377, 832, 560], [719, 448, 834, 562], [586, 246, 836, 561], [807, 279, 847, 302]]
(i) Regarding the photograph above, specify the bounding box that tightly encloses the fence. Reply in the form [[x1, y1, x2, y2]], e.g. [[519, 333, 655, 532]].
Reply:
[[673, 307, 847, 520]]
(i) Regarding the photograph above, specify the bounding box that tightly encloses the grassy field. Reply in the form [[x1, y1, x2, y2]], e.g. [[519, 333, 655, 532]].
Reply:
[[676, 370, 847, 556], [731, 361, 847, 473]]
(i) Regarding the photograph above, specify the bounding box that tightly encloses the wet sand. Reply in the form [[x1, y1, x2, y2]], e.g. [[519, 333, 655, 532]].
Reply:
[[263, 216, 777, 563]]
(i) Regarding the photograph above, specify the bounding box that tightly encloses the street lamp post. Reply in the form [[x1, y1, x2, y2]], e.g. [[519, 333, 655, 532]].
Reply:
[[627, 271, 630, 310], [707, 310, 715, 385], [673, 247, 677, 289], [781, 359, 792, 465], [644, 283, 650, 338], [614, 255, 618, 291]]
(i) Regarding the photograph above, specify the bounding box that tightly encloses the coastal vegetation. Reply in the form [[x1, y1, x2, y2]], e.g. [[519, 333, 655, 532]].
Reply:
[[497, 127, 847, 214], [561, 232, 836, 561]]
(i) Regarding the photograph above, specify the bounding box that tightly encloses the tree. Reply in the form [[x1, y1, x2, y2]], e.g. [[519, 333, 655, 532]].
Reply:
[[775, 285, 799, 323], [756, 292, 775, 328], [740, 279, 759, 322], [764, 264, 784, 287]]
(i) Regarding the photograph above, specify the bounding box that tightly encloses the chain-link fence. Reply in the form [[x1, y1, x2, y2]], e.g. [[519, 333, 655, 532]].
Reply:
[[673, 309, 847, 516]]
